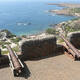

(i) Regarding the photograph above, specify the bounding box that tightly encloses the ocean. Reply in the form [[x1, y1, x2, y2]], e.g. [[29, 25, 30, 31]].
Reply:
[[0, 1, 76, 35]]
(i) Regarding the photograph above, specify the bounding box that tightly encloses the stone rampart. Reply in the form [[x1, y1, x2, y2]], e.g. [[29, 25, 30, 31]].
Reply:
[[19, 34, 57, 60]]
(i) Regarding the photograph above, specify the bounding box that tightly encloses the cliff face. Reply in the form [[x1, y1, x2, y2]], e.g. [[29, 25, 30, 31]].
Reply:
[[19, 34, 57, 60]]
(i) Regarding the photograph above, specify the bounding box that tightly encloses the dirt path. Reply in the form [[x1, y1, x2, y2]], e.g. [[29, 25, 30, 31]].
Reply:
[[0, 54, 80, 80]]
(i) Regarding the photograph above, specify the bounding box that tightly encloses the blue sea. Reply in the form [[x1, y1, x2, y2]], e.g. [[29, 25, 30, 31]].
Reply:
[[0, 1, 77, 35]]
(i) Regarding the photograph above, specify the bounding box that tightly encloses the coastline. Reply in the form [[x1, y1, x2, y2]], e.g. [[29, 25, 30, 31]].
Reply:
[[48, 3, 80, 17], [48, 3, 80, 8]]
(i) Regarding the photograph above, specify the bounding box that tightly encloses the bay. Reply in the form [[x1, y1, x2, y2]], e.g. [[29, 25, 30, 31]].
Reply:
[[0, 2, 75, 35]]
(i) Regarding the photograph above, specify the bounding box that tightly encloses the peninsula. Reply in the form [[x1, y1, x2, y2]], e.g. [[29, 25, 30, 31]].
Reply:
[[48, 3, 80, 17]]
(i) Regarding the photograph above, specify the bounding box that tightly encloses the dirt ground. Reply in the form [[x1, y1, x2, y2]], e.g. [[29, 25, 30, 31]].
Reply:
[[0, 54, 80, 80]]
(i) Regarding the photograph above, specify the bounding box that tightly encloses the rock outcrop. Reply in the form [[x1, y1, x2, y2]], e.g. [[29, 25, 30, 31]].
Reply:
[[19, 34, 57, 60], [67, 31, 80, 49], [0, 29, 16, 40]]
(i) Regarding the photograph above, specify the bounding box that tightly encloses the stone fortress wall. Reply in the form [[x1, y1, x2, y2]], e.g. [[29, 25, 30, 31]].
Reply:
[[19, 34, 57, 60]]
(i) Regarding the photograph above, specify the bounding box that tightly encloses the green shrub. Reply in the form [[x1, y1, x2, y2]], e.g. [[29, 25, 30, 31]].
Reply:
[[2, 45, 6, 48], [46, 28, 57, 34], [21, 35, 26, 38], [11, 37, 22, 43], [0, 41, 10, 45], [2, 51, 9, 54]]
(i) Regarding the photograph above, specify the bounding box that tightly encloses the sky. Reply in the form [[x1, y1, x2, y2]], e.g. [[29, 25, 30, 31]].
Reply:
[[0, 0, 77, 1], [0, 0, 79, 2]]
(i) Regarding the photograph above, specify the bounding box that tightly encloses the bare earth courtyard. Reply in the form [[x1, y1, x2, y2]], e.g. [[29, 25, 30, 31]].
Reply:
[[0, 54, 80, 80]]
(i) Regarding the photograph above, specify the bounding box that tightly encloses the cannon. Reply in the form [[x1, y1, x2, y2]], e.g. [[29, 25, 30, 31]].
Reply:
[[6, 45, 24, 76], [60, 34, 80, 60]]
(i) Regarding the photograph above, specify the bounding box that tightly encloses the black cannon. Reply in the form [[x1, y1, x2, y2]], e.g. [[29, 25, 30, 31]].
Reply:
[[6, 45, 24, 76]]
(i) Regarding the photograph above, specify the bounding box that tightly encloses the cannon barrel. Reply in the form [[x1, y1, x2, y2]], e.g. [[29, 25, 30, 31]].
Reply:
[[60, 34, 80, 60], [6, 45, 24, 76], [6, 45, 21, 70]]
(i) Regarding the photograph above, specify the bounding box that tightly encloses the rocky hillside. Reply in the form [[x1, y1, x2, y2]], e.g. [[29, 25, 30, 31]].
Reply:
[[55, 18, 80, 35], [0, 29, 16, 41]]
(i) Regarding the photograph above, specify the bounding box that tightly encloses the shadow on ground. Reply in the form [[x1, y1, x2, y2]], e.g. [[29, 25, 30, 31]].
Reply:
[[0, 65, 9, 69], [0, 55, 9, 69], [17, 61, 31, 79]]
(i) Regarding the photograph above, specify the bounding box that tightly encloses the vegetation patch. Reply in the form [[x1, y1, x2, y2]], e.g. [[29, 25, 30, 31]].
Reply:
[[46, 28, 58, 34], [70, 8, 80, 13], [11, 37, 22, 43], [61, 18, 80, 34], [2, 51, 9, 54]]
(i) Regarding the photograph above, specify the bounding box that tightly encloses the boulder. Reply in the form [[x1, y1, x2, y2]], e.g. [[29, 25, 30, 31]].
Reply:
[[67, 31, 80, 49], [19, 34, 57, 60]]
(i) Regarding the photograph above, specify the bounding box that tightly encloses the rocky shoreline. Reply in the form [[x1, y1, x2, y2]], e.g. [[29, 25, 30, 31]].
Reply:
[[48, 3, 80, 17]]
